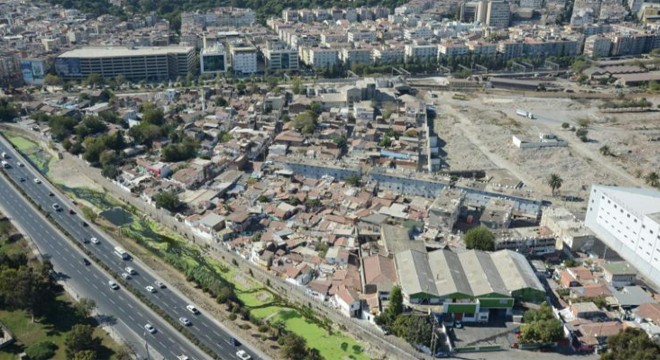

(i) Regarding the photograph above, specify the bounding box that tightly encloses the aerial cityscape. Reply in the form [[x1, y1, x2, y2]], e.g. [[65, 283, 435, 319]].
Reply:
[[0, 0, 660, 359]]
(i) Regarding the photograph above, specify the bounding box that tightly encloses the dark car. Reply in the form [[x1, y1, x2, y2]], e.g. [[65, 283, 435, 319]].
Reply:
[[19, 177, 25, 182], [82, 237, 90, 244], [81, 221, 88, 227], [229, 337, 241, 347], [82, 258, 90, 266], [69, 209, 76, 215]]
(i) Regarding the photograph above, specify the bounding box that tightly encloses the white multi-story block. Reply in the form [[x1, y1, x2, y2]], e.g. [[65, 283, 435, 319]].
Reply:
[[439, 42, 470, 58], [372, 46, 405, 64], [340, 47, 373, 65], [229, 43, 257, 74], [308, 47, 339, 68], [585, 185, 660, 289], [404, 43, 438, 63]]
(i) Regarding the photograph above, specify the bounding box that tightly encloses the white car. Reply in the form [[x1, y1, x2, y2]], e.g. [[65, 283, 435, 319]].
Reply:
[[236, 350, 251, 360], [124, 267, 136, 275], [16, 162, 23, 167], [145, 286, 156, 293], [178, 317, 191, 326], [33, 178, 41, 184], [90, 237, 99, 244], [144, 323, 156, 334], [108, 281, 119, 290], [52, 203, 61, 211], [186, 304, 200, 315], [154, 280, 166, 289], [121, 272, 131, 280]]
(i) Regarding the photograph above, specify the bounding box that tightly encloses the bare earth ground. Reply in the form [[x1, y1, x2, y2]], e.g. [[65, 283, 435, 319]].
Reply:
[[432, 91, 660, 217]]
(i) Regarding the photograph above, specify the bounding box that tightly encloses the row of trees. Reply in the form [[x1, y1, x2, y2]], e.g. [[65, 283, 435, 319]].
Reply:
[[0, 99, 19, 122], [520, 303, 564, 344]]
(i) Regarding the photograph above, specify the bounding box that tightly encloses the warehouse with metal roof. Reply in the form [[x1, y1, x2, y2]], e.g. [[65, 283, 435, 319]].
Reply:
[[394, 249, 546, 322]]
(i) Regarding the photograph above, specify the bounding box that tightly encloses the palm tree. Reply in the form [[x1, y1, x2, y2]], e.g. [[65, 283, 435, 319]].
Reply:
[[548, 173, 563, 196], [645, 172, 660, 188]]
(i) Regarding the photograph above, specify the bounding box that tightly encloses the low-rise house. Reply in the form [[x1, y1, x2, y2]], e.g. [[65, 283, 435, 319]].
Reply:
[[308, 279, 332, 301], [602, 262, 637, 288], [608, 286, 656, 310], [335, 284, 362, 317], [362, 254, 398, 300], [225, 211, 253, 232]]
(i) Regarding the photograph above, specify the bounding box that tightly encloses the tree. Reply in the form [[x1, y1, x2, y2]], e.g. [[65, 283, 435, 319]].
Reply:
[[74, 298, 96, 319], [520, 303, 565, 344], [645, 172, 660, 188], [332, 135, 347, 150], [547, 173, 563, 196], [576, 128, 588, 141], [577, 118, 591, 128], [142, 107, 165, 126], [377, 285, 404, 326], [292, 77, 303, 94], [101, 164, 119, 179], [561, 122, 570, 129], [154, 191, 181, 212], [601, 328, 660, 360], [84, 73, 103, 88], [272, 319, 286, 338], [128, 123, 162, 145], [73, 350, 97, 360], [281, 333, 308, 360], [64, 324, 97, 358], [25, 341, 58, 360], [464, 226, 495, 251], [161, 139, 198, 162], [43, 74, 64, 86], [0, 99, 19, 122], [599, 145, 611, 156], [345, 174, 361, 187], [292, 111, 317, 134]]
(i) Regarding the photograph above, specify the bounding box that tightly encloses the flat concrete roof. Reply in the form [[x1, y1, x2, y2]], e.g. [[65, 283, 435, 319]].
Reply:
[[59, 46, 194, 58]]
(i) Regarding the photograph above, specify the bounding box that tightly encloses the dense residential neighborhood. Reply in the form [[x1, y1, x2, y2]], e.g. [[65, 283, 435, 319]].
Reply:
[[1, 0, 660, 359]]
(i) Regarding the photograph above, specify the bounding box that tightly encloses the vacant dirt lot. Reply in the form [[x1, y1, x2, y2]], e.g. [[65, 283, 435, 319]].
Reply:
[[431, 91, 660, 216]]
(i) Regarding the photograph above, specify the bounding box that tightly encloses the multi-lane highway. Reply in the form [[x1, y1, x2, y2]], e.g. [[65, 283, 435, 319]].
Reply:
[[0, 136, 264, 360]]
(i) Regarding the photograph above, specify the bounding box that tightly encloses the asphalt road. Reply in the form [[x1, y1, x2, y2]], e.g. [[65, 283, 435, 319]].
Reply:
[[0, 138, 264, 360]]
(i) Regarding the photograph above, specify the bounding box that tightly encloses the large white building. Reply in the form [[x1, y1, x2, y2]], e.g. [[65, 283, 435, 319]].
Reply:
[[55, 46, 195, 81], [229, 43, 258, 74], [585, 185, 660, 288]]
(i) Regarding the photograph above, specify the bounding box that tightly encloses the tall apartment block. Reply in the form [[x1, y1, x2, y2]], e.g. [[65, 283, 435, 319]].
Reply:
[[585, 185, 660, 288], [55, 46, 195, 81]]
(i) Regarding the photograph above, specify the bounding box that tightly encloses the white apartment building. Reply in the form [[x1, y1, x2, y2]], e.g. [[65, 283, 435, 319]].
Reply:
[[229, 44, 258, 74], [467, 41, 498, 56], [584, 35, 613, 58], [347, 31, 376, 43], [404, 27, 434, 40], [264, 40, 299, 71], [340, 48, 373, 65], [404, 43, 438, 63], [439, 42, 470, 58], [308, 47, 339, 68], [372, 46, 405, 64], [486, 0, 511, 28], [585, 185, 660, 289]]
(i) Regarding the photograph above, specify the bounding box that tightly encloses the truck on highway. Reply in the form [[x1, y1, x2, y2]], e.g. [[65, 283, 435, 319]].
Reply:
[[114, 246, 130, 260], [515, 109, 535, 119], [1, 160, 9, 169]]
